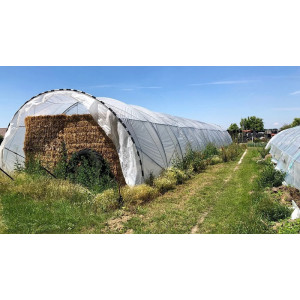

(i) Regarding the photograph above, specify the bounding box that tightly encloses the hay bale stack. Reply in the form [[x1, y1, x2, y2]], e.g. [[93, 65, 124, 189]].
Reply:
[[24, 114, 125, 184]]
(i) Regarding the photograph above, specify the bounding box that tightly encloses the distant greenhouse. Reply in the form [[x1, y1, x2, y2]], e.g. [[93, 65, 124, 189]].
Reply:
[[267, 126, 300, 190], [0, 89, 232, 185]]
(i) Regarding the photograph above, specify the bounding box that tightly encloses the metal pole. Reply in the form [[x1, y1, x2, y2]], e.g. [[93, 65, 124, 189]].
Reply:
[[0, 167, 14, 181]]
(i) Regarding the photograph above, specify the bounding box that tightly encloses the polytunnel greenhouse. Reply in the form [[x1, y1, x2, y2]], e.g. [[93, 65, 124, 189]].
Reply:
[[0, 89, 232, 185], [267, 126, 300, 190]]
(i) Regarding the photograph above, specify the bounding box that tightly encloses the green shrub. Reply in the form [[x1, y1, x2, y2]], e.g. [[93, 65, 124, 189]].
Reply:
[[173, 149, 207, 173], [61, 149, 117, 193], [19, 155, 50, 177], [249, 163, 290, 224], [258, 147, 270, 159], [258, 164, 286, 188], [203, 143, 219, 158], [256, 196, 290, 222], [145, 172, 155, 186], [191, 155, 207, 172], [221, 143, 245, 162], [19, 148, 118, 194], [66, 156, 116, 193]]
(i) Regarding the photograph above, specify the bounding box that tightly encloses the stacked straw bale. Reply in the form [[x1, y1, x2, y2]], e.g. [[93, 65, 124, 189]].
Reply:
[[24, 114, 125, 184]]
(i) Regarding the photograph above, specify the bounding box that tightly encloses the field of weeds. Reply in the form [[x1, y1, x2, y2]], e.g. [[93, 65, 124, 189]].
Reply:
[[0, 144, 296, 234]]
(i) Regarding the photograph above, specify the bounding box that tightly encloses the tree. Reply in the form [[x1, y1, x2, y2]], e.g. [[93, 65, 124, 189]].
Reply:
[[280, 124, 292, 131], [240, 116, 264, 132], [228, 123, 239, 131], [291, 118, 300, 127], [280, 118, 300, 131], [228, 123, 240, 141]]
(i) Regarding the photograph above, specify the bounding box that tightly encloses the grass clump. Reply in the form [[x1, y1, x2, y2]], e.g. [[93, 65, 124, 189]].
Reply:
[[0, 174, 11, 194], [122, 184, 159, 206], [94, 189, 120, 212], [210, 155, 223, 165], [9, 173, 92, 203], [153, 176, 177, 194], [163, 167, 190, 184]]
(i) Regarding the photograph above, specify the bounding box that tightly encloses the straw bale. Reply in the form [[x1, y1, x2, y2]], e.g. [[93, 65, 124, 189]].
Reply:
[[24, 114, 125, 184]]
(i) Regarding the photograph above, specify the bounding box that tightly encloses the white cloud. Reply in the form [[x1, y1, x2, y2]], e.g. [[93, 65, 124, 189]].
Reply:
[[273, 122, 280, 126], [121, 88, 134, 91], [190, 80, 255, 86], [290, 90, 300, 95]]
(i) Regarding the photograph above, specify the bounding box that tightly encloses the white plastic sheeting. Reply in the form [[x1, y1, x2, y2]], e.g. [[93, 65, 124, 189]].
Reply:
[[0, 89, 232, 185], [267, 126, 300, 190]]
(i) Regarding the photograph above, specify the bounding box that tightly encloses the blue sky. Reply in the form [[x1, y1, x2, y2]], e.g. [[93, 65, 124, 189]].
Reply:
[[0, 66, 300, 129]]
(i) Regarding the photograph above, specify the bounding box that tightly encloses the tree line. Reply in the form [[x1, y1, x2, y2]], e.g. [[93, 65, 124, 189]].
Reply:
[[228, 116, 264, 132], [228, 117, 300, 132]]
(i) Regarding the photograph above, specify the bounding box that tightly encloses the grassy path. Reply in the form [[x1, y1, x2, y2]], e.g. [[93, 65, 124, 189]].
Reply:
[[108, 148, 264, 234], [0, 148, 266, 234]]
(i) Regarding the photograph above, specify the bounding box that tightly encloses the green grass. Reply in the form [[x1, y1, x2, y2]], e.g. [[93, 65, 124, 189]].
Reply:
[[0, 192, 116, 234], [0, 147, 291, 234], [111, 148, 288, 234], [199, 149, 270, 233]]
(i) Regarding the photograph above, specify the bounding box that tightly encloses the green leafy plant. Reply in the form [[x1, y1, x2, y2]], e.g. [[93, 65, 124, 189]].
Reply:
[[278, 219, 300, 234], [258, 164, 286, 188], [202, 143, 219, 159], [173, 148, 207, 173], [62, 149, 117, 193], [258, 147, 270, 159], [221, 143, 244, 162], [256, 195, 290, 222]]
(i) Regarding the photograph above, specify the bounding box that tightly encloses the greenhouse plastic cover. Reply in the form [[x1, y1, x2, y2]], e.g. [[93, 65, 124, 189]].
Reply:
[[267, 126, 300, 190], [0, 89, 232, 185]]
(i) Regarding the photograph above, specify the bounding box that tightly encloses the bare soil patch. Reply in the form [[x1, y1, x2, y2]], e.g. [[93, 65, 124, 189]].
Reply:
[[106, 213, 134, 232], [271, 186, 300, 206]]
